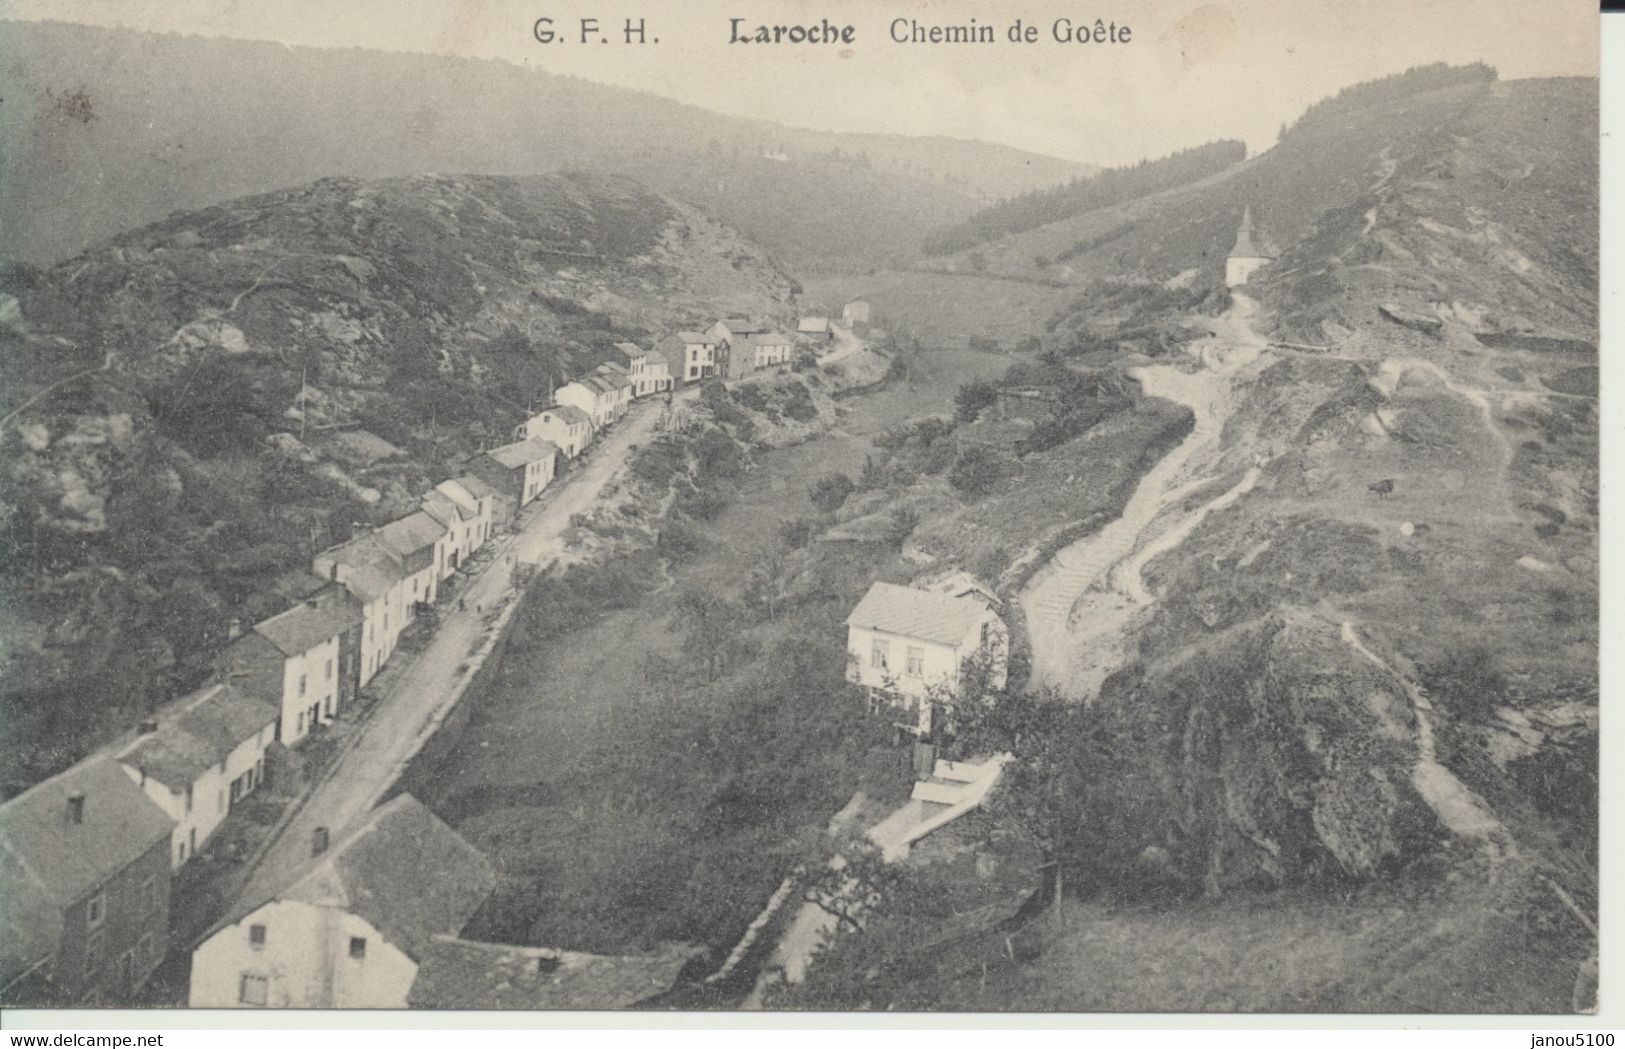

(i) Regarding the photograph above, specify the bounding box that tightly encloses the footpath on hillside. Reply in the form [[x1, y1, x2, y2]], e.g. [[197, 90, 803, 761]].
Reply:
[[1020, 293, 1270, 698]]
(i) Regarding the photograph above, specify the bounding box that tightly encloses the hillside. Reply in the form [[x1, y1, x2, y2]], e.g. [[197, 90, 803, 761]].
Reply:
[[0, 171, 796, 794], [781, 71, 1598, 1012], [0, 20, 1089, 273]]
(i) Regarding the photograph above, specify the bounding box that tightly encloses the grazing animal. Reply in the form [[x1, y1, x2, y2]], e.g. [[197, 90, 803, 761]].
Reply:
[[1368, 478, 1396, 499]]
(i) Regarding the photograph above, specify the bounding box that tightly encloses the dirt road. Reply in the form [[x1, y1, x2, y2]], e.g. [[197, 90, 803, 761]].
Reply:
[[234, 397, 675, 908], [1020, 294, 1269, 698]]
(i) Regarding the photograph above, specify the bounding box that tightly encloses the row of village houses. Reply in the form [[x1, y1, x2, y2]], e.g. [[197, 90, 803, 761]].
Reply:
[[0, 312, 828, 1007]]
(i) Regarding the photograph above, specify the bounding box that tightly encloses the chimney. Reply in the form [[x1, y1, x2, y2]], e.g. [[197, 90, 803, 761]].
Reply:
[[66, 792, 85, 825], [311, 826, 329, 857], [227, 618, 243, 641]]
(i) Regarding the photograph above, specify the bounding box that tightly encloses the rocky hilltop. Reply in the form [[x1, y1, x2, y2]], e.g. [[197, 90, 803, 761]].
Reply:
[[0, 171, 796, 791]]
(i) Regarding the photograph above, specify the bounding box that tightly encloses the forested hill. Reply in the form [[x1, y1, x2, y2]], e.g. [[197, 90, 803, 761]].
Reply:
[[0, 171, 796, 795], [920, 140, 1247, 256], [0, 20, 1089, 273]]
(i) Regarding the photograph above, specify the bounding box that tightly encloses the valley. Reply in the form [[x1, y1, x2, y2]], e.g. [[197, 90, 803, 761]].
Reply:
[[0, 25, 1598, 1018]]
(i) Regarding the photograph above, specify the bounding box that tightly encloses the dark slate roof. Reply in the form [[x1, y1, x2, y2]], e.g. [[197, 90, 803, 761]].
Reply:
[[543, 405, 591, 428], [0, 759, 175, 982], [409, 937, 701, 1010], [252, 584, 364, 657], [118, 684, 277, 791], [377, 510, 448, 559], [611, 342, 644, 359], [485, 438, 557, 470], [674, 331, 712, 344], [274, 795, 495, 962], [453, 474, 504, 502], [642, 346, 671, 368], [845, 582, 993, 647], [317, 534, 408, 602], [420, 491, 471, 529]]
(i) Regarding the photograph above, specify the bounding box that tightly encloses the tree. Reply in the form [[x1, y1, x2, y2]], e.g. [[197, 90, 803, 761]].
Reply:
[[885, 506, 919, 549], [948, 446, 1002, 500], [808, 471, 855, 514], [954, 379, 997, 423]]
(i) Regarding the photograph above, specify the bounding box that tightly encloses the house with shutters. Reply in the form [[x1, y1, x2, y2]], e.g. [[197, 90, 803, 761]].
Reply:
[[311, 535, 412, 688], [844, 581, 1009, 736], [424, 479, 493, 573], [743, 331, 794, 372], [515, 405, 592, 459], [0, 759, 175, 1006], [453, 474, 516, 532], [188, 794, 495, 1009], [642, 346, 674, 395], [657, 331, 718, 384], [468, 438, 558, 511], [116, 683, 278, 868], [220, 584, 366, 747]]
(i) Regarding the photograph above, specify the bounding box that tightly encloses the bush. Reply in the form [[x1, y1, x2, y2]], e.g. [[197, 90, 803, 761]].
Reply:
[[1420, 646, 1508, 720], [657, 516, 704, 559], [778, 517, 819, 549], [954, 380, 997, 423], [948, 446, 1003, 500], [808, 472, 856, 514]]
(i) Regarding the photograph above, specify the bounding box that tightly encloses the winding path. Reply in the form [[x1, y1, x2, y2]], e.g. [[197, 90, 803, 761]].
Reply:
[[1020, 294, 1269, 698]]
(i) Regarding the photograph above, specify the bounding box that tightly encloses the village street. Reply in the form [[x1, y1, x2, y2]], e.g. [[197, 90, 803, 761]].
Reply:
[[233, 394, 684, 910]]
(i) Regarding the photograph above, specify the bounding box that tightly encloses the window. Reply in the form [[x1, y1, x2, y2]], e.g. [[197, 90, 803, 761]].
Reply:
[[906, 647, 925, 677], [249, 924, 267, 949], [184, 784, 193, 815], [298, 674, 306, 697], [870, 639, 889, 670], [348, 937, 367, 960], [86, 890, 106, 929], [239, 973, 268, 1006], [325, 658, 333, 681]]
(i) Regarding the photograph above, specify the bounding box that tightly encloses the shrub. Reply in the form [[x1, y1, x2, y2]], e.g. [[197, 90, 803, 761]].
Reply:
[[657, 516, 704, 559], [954, 380, 997, 423], [778, 517, 819, 549], [948, 446, 1003, 500], [808, 472, 856, 514]]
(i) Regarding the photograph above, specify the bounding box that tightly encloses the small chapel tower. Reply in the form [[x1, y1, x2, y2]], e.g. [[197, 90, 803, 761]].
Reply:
[[1225, 206, 1276, 287]]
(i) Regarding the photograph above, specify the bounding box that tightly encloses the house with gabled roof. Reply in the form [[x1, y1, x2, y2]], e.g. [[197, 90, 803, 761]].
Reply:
[[611, 341, 671, 398], [844, 581, 1008, 736], [516, 404, 592, 459], [797, 316, 834, 342], [1, 759, 175, 1005], [116, 682, 278, 869], [468, 437, 558, 511], [424, 478, 493, 574], [312, 535, 411, 688], [593, 362, 634, 419], [657, 331, 718, 385], [220, 583, 366, 747], [188, 794, 495, 1009], [376, 510, 449, 610], [641, 345, 674, 395], [555, 377, 618, 429]]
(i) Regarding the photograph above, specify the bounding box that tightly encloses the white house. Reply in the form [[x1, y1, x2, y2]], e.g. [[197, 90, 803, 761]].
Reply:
[[593, 363, 634, 419], [117, 683, 278, 868], [1225, 206, 1276, 288], [188, 795, 495, 1009], [221, 587, 365, 748], [841, 300, 871, 327], [420, 480, 490, 578], [611, 342, 672, 398], [844, 581, 1009, 735], [516, 405, 592, 459], [642, 346, 674, 395], [311, 535, 412, 688], [658, 331, 718, 384], [378, 511, 448, 610], [746, 331, 794, 370], [556, 378, 618, 430]]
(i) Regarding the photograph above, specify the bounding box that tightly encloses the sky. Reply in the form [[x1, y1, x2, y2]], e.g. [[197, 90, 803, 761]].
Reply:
[[0, 0, 1599, 166]]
